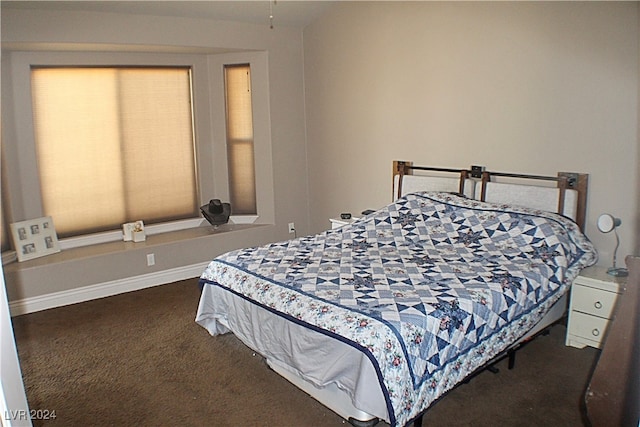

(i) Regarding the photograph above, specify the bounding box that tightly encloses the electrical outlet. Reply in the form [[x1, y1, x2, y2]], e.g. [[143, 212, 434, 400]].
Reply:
[[146, 253, 155, 266], [471, 165, 485, 178], [288, 222, 296, 234]]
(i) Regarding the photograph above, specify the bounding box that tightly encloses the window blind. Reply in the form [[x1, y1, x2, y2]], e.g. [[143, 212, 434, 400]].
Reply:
[[224, 64, 257, 215], [31, 67, 198, 237]]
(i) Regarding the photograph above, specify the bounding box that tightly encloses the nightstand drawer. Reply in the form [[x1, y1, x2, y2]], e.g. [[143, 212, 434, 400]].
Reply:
[[568, 311, 610, 346], [566, 266, 626, 350], [570, 285, 618, 319]]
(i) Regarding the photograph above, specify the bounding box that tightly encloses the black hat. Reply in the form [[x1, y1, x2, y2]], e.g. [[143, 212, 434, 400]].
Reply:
[[200, 199, 231, 226]]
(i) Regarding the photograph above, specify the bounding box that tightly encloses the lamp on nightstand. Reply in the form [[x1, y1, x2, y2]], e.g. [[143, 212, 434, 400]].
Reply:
[[597, 213, 628, 277]]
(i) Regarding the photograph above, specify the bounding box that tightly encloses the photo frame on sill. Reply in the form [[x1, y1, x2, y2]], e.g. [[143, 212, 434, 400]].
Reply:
[[122, 220, 145, 242], [10, 216, 61, 262]]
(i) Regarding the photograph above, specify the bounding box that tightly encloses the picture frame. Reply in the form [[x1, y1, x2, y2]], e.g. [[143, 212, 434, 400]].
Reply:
[[10, 216, 61, 262], [122, 220, 145, 242]]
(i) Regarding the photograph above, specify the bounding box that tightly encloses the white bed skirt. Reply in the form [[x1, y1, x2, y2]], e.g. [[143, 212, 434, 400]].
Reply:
[[195, 283, 389, 423], [196, 282, 569, 425]]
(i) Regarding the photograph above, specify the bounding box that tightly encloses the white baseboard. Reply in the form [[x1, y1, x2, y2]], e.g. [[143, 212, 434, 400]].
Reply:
[[9, 262, 210, 317]]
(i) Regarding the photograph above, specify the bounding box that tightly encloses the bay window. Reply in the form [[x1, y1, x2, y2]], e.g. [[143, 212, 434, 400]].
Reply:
[[1, 50, 274, 254]]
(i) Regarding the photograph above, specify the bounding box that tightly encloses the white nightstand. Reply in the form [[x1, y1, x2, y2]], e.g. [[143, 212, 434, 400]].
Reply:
[[329, 218, 358, 230], [565, 265, 627, 349]]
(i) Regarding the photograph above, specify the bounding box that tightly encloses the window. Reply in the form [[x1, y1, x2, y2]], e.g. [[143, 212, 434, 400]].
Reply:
[[31, 67, 198, 238], [224, 64, 257, 215], [3, 50, 275, 251]]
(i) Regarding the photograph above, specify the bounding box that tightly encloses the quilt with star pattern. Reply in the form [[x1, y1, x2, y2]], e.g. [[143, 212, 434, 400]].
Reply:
[[198, 192, 597, 426]]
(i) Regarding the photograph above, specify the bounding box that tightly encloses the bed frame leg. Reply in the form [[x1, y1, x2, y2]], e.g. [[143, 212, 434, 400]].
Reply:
[[508, 349, 516, 369], [347, 417, 379, 427], [486, 364, 500, 374]]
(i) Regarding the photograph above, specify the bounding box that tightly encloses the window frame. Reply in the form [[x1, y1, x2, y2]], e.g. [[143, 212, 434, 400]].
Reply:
[[207, 52, 275, 227], [31, 65, 200, 238], [224, 63, 258, 216], [1, 50, 274, 251]]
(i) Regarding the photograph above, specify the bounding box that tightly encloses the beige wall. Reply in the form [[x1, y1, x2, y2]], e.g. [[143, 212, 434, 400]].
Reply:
[[1, 8, 310, 301], [303, 1, 639, 265], [3, 2, 639, 303], [637, 5, 640, 258]]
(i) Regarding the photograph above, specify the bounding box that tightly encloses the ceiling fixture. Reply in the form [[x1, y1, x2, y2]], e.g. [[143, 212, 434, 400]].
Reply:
[[270, 0, 276, 29]]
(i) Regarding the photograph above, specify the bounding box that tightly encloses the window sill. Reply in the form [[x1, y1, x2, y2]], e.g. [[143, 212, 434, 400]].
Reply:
[[58, 218, 206, 251], [56, 216, 260, 252], [3, 222, 269, 270]]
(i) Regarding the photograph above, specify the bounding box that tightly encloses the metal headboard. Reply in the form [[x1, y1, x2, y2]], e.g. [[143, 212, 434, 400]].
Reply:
[[392, 160, 589, 231]]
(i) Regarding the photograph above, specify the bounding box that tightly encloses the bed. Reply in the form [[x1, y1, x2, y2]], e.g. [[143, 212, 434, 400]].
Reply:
[[196, 160, 597, 427]]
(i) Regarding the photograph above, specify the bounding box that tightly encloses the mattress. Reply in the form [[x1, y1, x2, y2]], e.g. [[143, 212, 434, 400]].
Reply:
[[196, 192, 597, 426]]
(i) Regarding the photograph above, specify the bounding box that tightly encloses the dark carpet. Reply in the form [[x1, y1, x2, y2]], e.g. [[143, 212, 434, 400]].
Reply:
[[12, 278, 598, 426]]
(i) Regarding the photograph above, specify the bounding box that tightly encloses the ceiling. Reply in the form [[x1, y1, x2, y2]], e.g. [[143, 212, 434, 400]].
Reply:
[[1, 1, 335, 28]]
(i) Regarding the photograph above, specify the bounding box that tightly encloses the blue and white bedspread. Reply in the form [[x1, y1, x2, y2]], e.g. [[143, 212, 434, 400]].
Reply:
[[199, 192, 597, 426]]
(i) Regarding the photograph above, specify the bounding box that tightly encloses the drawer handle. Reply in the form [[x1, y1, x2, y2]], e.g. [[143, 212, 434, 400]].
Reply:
[[594, 301, 603, 309], [592, 328, 600, 337]]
